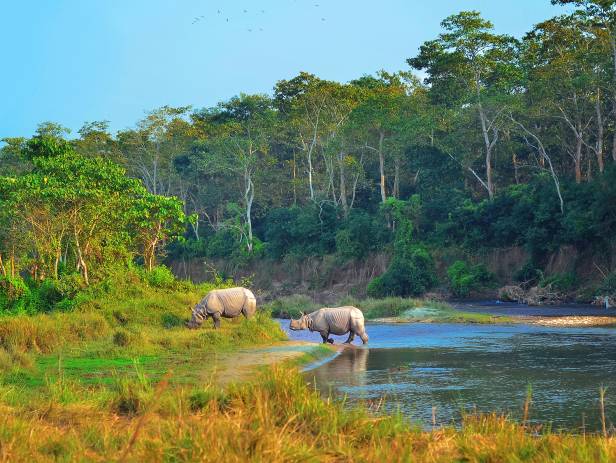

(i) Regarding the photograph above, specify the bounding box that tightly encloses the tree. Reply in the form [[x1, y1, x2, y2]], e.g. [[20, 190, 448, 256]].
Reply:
[[0, 138, 189, 283], [193, 94, 275, 252], [409, 11, 520, 199]]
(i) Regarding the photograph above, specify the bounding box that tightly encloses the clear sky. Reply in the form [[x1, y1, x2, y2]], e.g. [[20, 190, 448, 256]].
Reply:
[[1, 0, 570, 138]]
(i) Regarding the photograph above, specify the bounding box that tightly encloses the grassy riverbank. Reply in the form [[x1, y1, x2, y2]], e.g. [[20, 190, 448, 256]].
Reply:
[[0, 363, 614, 462], [268, 295, 511, 324], [0, 275, 609, 462]]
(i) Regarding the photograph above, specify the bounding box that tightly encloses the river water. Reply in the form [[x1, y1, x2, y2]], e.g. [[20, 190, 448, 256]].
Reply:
[[278, 305, 616, 431]]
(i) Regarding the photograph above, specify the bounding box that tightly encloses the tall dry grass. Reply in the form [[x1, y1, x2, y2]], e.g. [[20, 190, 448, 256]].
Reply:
[[0, 366, 614, 462]]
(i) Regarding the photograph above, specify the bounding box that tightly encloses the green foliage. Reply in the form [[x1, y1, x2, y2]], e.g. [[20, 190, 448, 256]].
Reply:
[[540, 273, 577, 292], [335, 210, 390, 260], [599, 272, 616, 295], [265, 204, 339, 259], [0, 140, 189, 285], [447, 261, 494, 298], [0, 276, 31, 314], [368, 245, 438, 298], [142, 266, 176, 289], [265, 295, 320, 319]]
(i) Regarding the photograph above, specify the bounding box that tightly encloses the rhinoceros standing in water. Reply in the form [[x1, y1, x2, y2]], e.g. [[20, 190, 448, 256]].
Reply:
[[187, 287, 257, 329], [289, 306, 368, 344]]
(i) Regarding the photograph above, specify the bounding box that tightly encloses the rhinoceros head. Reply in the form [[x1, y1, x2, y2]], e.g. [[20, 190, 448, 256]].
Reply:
[[186, 305, 207, 329], [289, 312, 309, 331]]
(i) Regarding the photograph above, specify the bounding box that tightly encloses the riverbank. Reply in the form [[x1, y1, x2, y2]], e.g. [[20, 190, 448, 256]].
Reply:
[[2, 279, 616, 461], [269, 295, 514, 324]]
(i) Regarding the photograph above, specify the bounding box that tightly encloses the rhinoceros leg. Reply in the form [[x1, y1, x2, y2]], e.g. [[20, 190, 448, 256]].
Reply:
[[320, 332, 334, 344], [344, 332, 355, 344], [211, 312, 222, 329], [359, 331, 369, 344]]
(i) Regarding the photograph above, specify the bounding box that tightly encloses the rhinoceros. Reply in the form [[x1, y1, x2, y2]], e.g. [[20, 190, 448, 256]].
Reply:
[[187, 287, 257, 329], [289, 306, 368, 344]]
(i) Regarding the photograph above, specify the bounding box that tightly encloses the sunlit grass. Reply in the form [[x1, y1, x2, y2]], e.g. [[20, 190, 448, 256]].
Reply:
[[0, 365, 613, 462]]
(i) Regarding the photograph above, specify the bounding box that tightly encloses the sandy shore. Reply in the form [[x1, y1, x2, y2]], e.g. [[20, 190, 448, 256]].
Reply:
[[519, 316, 616, 327]]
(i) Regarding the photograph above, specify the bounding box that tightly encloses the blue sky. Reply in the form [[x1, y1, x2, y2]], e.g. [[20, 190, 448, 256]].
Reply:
[[1, 0, 569, 138]]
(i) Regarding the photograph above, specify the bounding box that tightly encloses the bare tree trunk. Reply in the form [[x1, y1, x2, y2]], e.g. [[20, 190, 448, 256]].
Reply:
[[478, 102, 497, 199], [596, 88, 605, 173], [513, 153, 520, 184], [74, 233, 89, 285], [338, 151, 348, 216], [575, 132, 583, 184], [612, 125, 616, 162], [393, 157, 400, 198], [292, 151, 297, 205], [244, 171, 254, 253], [378, 131, 386, 203], [511, 117, 564, 214]]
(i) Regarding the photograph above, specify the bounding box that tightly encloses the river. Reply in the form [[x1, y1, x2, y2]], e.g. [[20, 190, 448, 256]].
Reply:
[[278, 303, 616, 432]]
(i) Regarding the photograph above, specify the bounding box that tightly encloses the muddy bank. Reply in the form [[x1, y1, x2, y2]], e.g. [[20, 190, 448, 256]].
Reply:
[[203, 341, 324, 385]]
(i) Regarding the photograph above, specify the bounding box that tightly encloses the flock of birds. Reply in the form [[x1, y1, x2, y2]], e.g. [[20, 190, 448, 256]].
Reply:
[[191, 4, 327, 31]]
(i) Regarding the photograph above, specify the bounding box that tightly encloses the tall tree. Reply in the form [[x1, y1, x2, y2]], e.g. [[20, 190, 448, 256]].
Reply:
[[409, 11, 520, 198]]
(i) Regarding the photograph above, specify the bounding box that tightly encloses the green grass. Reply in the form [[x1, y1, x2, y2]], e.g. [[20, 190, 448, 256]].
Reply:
[[0, 273, 603, 461], [342, 296, 512, 323], [268, 294, 510, 323]]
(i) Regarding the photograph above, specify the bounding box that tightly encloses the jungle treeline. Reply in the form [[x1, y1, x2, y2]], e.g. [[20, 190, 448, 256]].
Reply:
[[3, 1, 616, 304]]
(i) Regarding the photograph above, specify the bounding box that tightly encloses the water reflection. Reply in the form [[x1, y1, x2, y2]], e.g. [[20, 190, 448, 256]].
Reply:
[[284, 322, 616, 431], [307, 347, 369, 389]]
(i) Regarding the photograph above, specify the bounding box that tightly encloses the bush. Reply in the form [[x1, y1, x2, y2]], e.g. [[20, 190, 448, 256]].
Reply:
[[143, 265, 176, 289], [447, 261, 494, 298], [264, 294, 319, 319], [541, 272, 577, 292], [335, 210, 389, 260], [0, 275, 31, 313], [599, 272, 616, 295], [161, 312, 183, 329], [367, 246, 438, 298]]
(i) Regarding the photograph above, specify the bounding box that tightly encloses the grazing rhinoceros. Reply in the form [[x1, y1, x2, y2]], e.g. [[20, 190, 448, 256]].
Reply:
[[289, 306, 368, 344], [187, 287, 256, 329]]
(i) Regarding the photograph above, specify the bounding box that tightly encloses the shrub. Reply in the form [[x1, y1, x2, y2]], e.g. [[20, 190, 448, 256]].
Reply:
[[161, 312, 183, 329], [0, 276, 32, 314], [447, 261, 494, 298], [541, 272, 577, 292], [367, 246, 438, 298], [144, 266, 176, 289], [265, 294, 319, 319], [599, 272, 616, 295], [113, 330, 131, 347], [109, 364, 152, 416]]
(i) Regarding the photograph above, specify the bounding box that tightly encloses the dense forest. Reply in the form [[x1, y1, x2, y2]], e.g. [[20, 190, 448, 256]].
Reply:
[[3, 0, 616, 308]]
